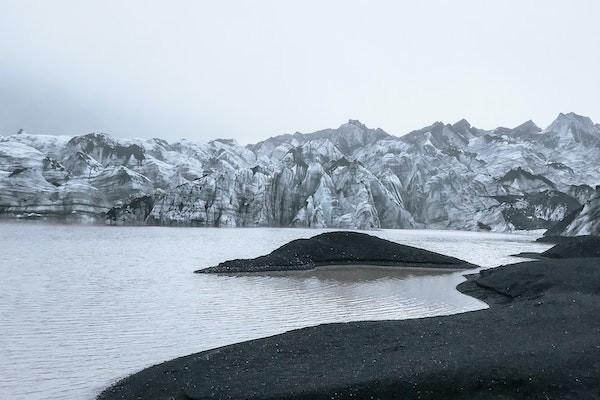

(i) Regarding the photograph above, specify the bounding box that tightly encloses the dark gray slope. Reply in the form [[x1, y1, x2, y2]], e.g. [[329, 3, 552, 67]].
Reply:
[[98, 256, 600, 400], [525, 235, 600, 259], [196, 231, 475, 273], [540, 235, 600, 258]]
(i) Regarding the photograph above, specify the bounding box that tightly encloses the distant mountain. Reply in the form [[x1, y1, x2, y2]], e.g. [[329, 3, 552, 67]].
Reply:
[[1, 113, 599, 232]]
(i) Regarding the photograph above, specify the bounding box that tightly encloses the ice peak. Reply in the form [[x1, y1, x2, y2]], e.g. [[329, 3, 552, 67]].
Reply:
[[211, 138, 239, 146], [345, 119, 367, 129], [551, 112, 594, 128], [545, 112, 600, 146], [547, 112, 597, 136], [452, 118, 471, 129], [514, 120, 541, 133]]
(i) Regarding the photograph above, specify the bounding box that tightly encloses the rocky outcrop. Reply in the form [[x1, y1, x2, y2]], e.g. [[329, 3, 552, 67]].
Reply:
[[1, 113, 599, 230], [198, 231, 475, 273]]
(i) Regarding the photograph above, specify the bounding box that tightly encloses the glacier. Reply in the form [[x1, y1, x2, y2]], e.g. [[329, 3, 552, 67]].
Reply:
[[1, 113, 599, 232]]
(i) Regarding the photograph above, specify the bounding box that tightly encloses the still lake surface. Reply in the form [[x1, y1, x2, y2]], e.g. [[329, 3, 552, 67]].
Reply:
[[0, 223, 551, 400]]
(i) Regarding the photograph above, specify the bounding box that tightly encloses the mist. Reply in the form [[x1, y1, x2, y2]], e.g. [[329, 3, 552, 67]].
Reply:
[[1, 0, 599, 143]]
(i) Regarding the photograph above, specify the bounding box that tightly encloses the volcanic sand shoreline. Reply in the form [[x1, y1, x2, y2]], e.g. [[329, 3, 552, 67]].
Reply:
[[212, 262, 475, 278], [98, 253, 600, 400]]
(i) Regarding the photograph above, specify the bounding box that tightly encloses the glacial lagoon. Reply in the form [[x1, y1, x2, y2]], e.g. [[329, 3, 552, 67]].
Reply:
[[0, 223, 551, 400]]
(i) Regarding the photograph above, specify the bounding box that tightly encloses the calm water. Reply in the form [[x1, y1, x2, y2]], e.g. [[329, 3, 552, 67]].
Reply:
[[0, 223, 551, 400]]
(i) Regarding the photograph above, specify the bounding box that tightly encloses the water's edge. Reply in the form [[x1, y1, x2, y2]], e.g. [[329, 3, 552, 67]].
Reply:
[[0, 224, 551, 400]]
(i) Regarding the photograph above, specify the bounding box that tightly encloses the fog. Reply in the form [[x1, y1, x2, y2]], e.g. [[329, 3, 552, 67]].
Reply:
[[1, 0, 599, 143]]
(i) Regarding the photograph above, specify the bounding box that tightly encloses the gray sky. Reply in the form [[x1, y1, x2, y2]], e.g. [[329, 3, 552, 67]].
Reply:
[[1, 0, 599, 143]]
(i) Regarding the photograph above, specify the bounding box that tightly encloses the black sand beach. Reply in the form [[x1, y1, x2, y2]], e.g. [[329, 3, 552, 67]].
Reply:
[[197, 231, 475, 273], [516, 235, 600, 259], [99, 237, 600, 400], [540, 235, 600, 258]]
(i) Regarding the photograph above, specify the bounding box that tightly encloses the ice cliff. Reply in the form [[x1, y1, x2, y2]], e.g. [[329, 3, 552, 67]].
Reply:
[[1, 114, 599, 231]]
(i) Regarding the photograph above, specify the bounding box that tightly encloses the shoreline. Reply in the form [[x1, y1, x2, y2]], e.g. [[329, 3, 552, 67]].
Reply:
[[293, 262, 475, 273], [199, 260, 477, 274], [98, 254, 600, 400], [0, 219, 549, 242], [215, 263, 475, 277]]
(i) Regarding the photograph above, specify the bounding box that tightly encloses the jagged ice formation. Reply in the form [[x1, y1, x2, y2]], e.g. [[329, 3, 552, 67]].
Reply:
[[1, 113, 599, 231]]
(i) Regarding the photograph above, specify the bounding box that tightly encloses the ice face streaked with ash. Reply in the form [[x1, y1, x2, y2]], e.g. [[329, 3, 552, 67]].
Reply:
[[1, 113, 599, 231], [547, 187, 600, 236]]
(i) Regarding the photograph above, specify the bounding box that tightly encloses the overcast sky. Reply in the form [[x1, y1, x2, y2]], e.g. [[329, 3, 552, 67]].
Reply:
[[1, 1, 599, 143]]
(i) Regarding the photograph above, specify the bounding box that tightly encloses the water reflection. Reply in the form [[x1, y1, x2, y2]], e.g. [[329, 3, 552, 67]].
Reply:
[[237, 264, 459, 282]]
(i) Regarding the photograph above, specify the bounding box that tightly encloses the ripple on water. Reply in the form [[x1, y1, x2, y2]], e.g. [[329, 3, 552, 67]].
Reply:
[[0, 223, 551, 400]]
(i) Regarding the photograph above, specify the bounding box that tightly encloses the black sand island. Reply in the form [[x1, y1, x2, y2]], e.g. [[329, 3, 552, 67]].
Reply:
[[98, 234, 600, 400], [196, 231, 475, 273]]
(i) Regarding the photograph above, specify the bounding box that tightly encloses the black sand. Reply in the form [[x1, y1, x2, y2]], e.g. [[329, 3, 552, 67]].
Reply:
[[540, 235, 600, 258], [98, 256, 600, 400], [517, 235, 600, 259], [196, 231, 475, 273]]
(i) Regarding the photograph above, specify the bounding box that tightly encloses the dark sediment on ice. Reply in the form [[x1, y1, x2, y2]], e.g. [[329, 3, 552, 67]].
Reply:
[[98, 244, 600, 400], [196, 231, 475, 273]]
